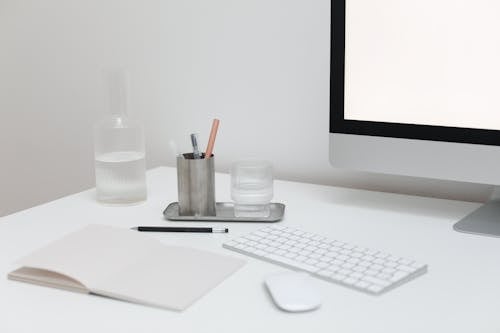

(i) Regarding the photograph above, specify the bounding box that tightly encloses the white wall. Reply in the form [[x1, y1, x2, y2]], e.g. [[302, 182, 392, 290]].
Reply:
[[0, 0, 492, 217]]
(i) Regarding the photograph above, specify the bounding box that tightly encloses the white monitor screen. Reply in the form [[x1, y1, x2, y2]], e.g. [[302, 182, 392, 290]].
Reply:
[[344, 0, 500, 131]]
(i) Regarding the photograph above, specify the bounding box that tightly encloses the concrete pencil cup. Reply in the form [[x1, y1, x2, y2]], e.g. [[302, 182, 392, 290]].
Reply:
[[176, 153, 216, 216]]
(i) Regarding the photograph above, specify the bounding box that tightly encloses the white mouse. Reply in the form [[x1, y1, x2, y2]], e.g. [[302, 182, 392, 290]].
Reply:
[[264, 271, 322, 312]]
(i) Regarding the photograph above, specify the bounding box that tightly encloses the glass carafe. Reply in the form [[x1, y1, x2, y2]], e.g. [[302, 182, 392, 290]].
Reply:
[[94, 70, 147, 204]]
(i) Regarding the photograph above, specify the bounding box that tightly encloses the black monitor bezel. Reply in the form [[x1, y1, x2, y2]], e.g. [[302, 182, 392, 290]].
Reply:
[[330, 0, 500, 146]]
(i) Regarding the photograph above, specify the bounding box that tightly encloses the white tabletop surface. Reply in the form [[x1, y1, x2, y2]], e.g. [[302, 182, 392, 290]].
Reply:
[[1, 167, 499, 333]]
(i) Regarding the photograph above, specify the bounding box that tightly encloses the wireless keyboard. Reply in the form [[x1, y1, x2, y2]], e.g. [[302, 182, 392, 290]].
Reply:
[[223, 225, 427, 294]]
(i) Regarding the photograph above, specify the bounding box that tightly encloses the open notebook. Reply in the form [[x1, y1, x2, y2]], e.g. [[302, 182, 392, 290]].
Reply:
[[8, 224, 245, 311]]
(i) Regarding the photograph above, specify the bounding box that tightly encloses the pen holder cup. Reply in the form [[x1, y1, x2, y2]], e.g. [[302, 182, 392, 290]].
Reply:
[[177, 153, 216, 216]]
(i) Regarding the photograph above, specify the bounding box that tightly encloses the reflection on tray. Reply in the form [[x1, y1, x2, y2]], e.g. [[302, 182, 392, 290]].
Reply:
[[163, 202, 285, 223]]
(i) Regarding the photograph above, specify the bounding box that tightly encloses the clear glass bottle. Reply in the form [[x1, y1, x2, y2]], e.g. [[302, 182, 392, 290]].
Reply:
[[94, 69, 147, 204]]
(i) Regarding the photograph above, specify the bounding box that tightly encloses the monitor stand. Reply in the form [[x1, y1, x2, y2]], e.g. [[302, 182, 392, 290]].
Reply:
[[454, 187, 500, 238]]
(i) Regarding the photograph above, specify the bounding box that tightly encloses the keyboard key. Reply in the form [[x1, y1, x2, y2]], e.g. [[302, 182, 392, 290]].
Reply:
[[317, 270, 334, 278], [343, 277, 357, 285], [384, 261, 398, 268], [362, 255, 375, 262], [355, 280, 370, 289], [305, 258, 319, 265], [265, 246, 278, 253], [328, 264, 341, 272], [325, 251, 338, 258], [275, 249, 287, 256], [233, 243, 247, 250], [375, 252, 389, 259], [331, 259, 344, 266], [295, 243, 307, 249], [390, 271, 410, 282], [266, 254, 318, 273], [342, 263, 355, 269], [338, 268, 352, 276], [352, 266, 367, 273], [295, 255, 308, 262], [367, 284, 384, 293], [300, 250, 313, 256], [388, 255, 400, 262], [362, 275, 389, 287], [314, 248, 328, 255], [358, 261, 371, 268], [376, 273, 391, 280], [268, 241, 281, 248], [351, 252, 363, 258], [245, 235, 260, 241], [316, 262, 330, 269], [309, 253, 322, 259], [253, 249, 266, 257], [397, 265, 415, 273], [346, 258, 360, 264], [382, 267, 396, 274], [411, 262, 426, 270], [332, 273, 347, 282]]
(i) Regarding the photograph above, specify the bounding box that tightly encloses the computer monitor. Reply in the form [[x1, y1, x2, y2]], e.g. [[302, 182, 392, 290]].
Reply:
[[330, 0, 500, 237]]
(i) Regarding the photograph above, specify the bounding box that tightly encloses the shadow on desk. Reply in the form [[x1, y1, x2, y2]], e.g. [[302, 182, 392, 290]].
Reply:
[[280, 182, 479, 221]]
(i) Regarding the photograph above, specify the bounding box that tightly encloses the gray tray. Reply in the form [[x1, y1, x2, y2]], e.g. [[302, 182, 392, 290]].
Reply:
[[164, 202, 285, 222]]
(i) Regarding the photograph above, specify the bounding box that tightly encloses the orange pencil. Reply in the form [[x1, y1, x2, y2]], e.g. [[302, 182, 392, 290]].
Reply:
[[204, 119, 220, 158]]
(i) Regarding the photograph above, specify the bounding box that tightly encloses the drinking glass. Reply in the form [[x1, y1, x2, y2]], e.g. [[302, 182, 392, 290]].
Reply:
[[231, 160, 273, 217]]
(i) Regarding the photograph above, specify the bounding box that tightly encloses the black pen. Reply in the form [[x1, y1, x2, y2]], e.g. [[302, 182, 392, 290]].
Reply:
[[131, 226, 228, 233], [190, 133, 201, 159]]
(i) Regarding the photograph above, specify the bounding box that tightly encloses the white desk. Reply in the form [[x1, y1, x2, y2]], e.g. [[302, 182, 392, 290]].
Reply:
[[1, 167, 499, 332]]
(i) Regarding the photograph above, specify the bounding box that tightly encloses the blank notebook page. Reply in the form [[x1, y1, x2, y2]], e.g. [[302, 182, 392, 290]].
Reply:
[[13, 225, 245, 310]]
